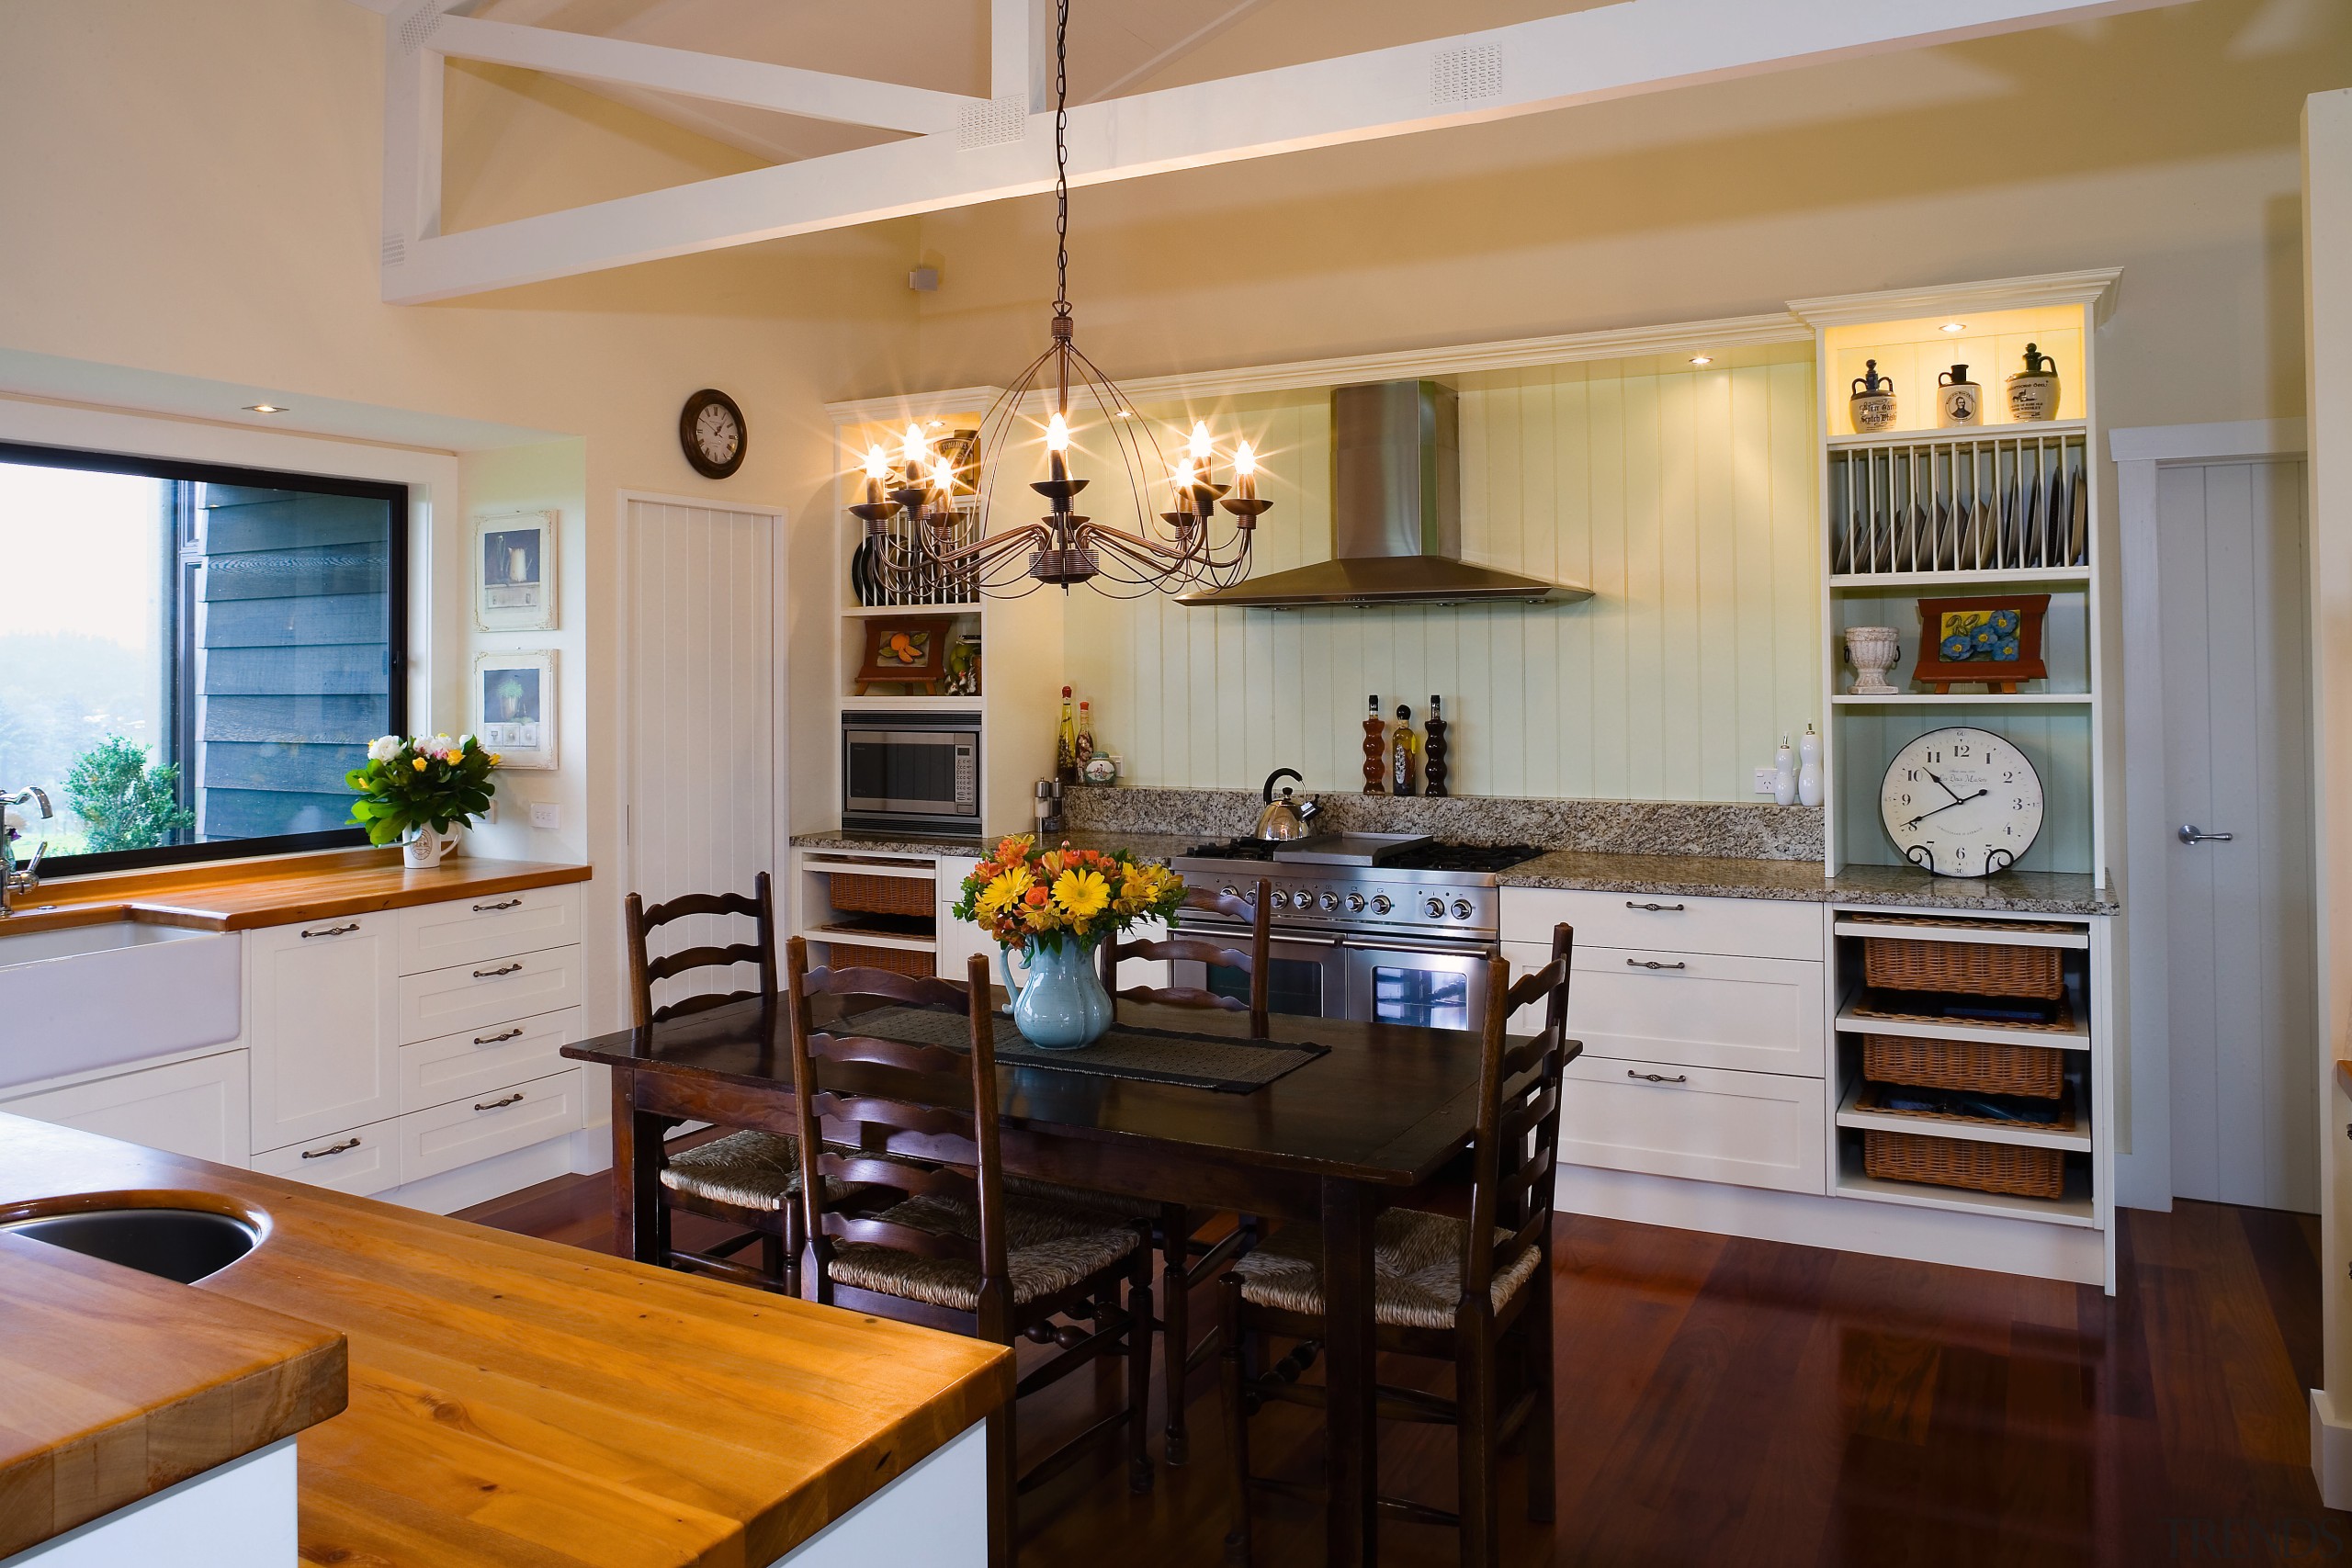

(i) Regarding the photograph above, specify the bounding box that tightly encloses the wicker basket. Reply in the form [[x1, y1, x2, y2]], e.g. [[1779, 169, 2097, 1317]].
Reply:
[[1862, 1032, 2065, 1099], [1862, 1129, 2064, 1200], [822, 941, 937, 978], [829, 872, 935, 918], [1862, 936, 2063, 999]]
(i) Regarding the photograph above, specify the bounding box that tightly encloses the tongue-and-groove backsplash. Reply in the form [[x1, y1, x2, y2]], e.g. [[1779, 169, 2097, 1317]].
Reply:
[[1062, 343, 1821, 804]]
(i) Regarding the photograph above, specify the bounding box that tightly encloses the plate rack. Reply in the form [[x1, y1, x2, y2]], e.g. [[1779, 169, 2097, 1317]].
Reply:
[[1828, 428, 2088, 578]]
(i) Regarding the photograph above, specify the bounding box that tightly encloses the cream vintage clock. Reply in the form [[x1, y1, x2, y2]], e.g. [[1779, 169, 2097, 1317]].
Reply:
[[1879, 726, 2043, 877], [679, 388, 746, 479]]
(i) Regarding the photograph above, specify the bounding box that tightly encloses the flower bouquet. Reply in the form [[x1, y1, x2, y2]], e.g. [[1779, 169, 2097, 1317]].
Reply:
[[346, 733, 501, 869], [952, 835, 1187, 1049]]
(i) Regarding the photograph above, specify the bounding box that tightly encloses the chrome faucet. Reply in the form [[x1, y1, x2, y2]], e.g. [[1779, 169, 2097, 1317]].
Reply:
[[2, 786, 52, 917]]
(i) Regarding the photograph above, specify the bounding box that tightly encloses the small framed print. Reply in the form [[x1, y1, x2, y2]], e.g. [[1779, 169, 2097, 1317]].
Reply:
[[473, 650, 557, 770], [474, 512, 558, 632]]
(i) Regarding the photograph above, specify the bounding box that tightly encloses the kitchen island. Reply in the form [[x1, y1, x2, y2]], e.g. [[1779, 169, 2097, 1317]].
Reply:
[[0, 1113, 1011, 1566]]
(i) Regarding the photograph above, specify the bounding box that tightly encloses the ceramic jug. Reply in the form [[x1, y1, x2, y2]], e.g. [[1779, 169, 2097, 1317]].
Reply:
[[1001, 939, 1113, 1050], [401, 823, 463, 869], [1849, 360, 1898, 434], [1937, 365, 1983, 428], [2007, 343, 2061, 422]]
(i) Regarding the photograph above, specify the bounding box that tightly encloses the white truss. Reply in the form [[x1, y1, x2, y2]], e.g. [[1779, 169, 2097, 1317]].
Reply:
[[370, 0, 2193, 303]]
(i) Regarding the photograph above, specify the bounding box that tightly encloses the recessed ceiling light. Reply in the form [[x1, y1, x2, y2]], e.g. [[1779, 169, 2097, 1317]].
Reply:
[[1688, 355, 1713, 366], [1939, 321, 1967, 333], [243, 403, 288, 414], [927, 417, 944, 426]]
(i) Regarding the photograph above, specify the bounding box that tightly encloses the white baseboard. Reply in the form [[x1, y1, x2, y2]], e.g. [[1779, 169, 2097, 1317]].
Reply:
[[568, 1125, 613, 1176], [2313, 1389, 2352, 1509], [1557, 1165, 2107, 1287], [377, 1134, 579, 1215]]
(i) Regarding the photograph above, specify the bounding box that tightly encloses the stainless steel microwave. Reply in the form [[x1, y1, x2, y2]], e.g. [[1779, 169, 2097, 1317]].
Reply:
[[842, 713, 981, 837]]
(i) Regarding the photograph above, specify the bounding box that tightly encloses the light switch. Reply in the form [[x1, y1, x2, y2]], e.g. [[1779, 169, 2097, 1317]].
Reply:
[[529, 802, 561, 830]]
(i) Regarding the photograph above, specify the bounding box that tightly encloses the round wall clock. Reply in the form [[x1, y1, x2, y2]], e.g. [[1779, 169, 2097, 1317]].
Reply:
[[679, 389, 746, 479], [1879, 725, 2043, 877]]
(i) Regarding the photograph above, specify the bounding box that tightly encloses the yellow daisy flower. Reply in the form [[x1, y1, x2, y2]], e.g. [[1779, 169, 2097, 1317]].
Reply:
[[975, 867, 1034, 919], [1053, 868, 1110, 920]]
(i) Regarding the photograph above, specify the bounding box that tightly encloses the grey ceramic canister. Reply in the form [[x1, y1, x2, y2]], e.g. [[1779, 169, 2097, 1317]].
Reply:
[[1849, 359, 1898, 434], [2007, 343, 2062, 422]]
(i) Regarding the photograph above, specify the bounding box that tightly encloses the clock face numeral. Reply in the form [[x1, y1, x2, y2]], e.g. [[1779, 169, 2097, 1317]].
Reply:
[[1879, 726, 2044, 879]]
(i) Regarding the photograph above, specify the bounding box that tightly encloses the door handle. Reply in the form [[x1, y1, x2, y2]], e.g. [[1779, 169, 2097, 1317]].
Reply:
[[472, 963, 524, 978], [300, 921, 360, 939], [300, 1137, 360, 1159], [1626, 1069, 1689, 1085], [473, 1092, 525, 1112], [471, 897, 523, 912], [1624, 901, 1687, 912], [1626, 958, 1689, 971], [2177, 825, 2235, 845]]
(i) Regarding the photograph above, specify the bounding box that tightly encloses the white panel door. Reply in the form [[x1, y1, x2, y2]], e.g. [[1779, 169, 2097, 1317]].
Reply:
[[2157, 458, 2317, 1211], [623, 496, 782, 1015]]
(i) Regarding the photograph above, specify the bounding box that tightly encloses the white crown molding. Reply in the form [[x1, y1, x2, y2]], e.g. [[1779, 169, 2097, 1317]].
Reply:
[[2109, 417, 2306, 464], [826, 386, 1010, 428], [1788, 267, 2125, 329]]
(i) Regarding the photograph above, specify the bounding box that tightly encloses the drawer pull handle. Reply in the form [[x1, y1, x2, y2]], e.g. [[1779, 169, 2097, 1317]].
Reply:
[[473, 1028, 524, 1045], [472, 897, 524, 912], [1627, 1070, 1690, 1085], [1626, 958, 1689, 971], [473, 963, 523, 978], [301, 922, 360, 939], [474, 1092, 526, 1112], [300, 1137, 361, 1159], [1625, 901, 1687, 912]]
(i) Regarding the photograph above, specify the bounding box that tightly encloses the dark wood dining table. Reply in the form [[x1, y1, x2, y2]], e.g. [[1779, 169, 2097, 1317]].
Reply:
[[565, 992, 1510, 1568]]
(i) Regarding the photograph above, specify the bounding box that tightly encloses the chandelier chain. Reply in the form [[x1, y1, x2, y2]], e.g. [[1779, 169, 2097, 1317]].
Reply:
[[1053, 0, 1070, 321]]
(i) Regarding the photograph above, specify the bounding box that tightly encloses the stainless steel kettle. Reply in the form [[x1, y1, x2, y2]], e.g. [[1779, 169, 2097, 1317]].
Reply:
[[1253, 768, 1322, 840]]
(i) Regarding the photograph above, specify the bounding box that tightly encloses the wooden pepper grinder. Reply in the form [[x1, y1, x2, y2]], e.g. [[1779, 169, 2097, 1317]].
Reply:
[[1361, 694, 1386, 794], [1423, 694, 1449, 797]]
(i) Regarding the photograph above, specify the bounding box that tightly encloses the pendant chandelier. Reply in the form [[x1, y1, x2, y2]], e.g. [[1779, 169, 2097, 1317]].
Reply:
[[847, 0, 1271, 601]]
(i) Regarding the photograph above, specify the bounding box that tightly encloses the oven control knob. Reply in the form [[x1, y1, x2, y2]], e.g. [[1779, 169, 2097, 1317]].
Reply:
[[1221, 886, 1239, 900], [1452, 899, 1475, 920], [1346, 893, 1367, 914], [1369, 895, 1393, 916], [1269, 890, 1290, 908], [1423, 897, 1446, 919], [1318, 892, 1340, 912]]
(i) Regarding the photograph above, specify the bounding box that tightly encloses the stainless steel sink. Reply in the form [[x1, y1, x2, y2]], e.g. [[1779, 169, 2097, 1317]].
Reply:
[[1, 1207, 259, 1283]]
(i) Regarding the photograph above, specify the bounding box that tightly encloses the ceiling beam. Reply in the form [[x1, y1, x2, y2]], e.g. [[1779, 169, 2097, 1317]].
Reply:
[[384, 0, 2193, 304], [429, 14, 982, 135]]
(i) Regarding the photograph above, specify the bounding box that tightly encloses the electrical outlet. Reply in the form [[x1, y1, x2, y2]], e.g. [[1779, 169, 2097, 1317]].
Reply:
[[1753, 767, 1779, 795], [529, 802, 560, 830]]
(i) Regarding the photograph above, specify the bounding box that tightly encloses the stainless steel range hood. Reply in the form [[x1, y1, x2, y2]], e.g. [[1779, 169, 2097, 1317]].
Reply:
[[1180, 379, 1593, 609]]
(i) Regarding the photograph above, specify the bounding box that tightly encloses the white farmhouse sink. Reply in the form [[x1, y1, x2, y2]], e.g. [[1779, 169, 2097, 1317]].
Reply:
[[0, 920, 241, 1091]]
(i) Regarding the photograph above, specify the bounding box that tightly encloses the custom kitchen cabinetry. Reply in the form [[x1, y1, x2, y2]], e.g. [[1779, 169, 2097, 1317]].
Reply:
[[0, 1049, 251, 1167], [251, 884, 586, 1204], [1503, 888, 1831, 1196]]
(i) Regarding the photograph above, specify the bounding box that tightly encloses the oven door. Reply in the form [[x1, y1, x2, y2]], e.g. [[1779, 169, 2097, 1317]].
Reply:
[[1169, 927, 1348, 1021], [1341, 937, 1496, 1032]]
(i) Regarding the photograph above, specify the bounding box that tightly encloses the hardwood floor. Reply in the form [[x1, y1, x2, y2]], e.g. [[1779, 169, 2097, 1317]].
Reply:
[[460, 1174, 2344, 1565]]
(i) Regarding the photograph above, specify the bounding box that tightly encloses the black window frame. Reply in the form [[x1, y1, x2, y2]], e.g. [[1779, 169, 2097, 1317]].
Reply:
[[0, 438, 409, 878]]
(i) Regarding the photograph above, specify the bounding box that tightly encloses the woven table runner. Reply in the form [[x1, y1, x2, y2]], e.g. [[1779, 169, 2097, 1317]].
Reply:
[[839, 1005, 1329, 1094]]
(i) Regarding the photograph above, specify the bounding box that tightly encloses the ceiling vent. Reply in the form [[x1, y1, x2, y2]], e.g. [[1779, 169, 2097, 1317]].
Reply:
[[394, 2, 442, 54], [957, 96, 1028, 152], [1430, 46, 1502, 107]]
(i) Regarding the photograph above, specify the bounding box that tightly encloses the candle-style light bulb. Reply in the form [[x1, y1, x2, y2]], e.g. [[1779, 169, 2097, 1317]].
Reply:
[[862, 443, 890, 505], [1046, 410, 1071, 485], [1188, 420, 1214, 468], [1232, 439, 1258, 502], [899, 422, 927, 475], [931, 454, 957, 497], [1171, 458, 1196, 517]]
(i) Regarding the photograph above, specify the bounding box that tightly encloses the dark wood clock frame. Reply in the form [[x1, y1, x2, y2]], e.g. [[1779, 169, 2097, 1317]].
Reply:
[[679, 388, 746, 479]]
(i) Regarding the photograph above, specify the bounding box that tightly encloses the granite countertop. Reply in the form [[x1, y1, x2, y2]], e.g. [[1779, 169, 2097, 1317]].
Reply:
[[0, 1114, 1011, 1568], [1498, 851, 2117, 916]]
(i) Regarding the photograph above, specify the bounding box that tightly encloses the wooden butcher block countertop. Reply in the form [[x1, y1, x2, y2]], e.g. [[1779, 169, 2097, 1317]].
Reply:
[[0, 1223, 348, 1556], [0, 848, 592, 937], [0, 1116, 1013, 1567]]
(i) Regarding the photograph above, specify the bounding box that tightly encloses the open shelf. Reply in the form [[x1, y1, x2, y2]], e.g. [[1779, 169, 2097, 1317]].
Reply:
[[1830, 692, 2091, 706], [1829, 418, 2087, 451], [838, 694, 987, 712], [1833, 1143, 2097, 1226], [841, 602, 982, 617], [1829, 567, 2090, 592], [1835, 1077, 2090, 1153], [1834, 917, 2089, 949], [806, 923, 937, 953], [1836, 998, 2089, 1051]]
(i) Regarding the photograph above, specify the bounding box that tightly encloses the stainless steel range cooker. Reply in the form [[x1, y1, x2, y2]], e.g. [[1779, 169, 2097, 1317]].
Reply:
[[1167, 832, 1542, 1031]]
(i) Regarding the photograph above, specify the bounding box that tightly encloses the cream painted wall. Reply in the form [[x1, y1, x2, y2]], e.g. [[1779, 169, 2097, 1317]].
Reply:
[[0, 0, 925, 1036], [1070, 344, 1820, 800]]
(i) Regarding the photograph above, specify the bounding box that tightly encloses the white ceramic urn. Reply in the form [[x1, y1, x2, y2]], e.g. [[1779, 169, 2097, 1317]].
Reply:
[[1844, 626, 1902, 694]]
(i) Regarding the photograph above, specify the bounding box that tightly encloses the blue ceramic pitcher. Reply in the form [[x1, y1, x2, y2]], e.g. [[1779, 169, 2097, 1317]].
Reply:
[[1001, 939, 1113, 1050]]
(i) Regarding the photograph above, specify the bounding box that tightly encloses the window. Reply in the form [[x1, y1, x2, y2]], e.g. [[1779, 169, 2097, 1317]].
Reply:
[[0, 441, 406, 875]]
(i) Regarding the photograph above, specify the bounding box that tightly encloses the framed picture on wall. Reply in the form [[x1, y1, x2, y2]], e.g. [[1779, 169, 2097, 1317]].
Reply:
[[474, 511, 558, 632], [473, 649, 557, 770]]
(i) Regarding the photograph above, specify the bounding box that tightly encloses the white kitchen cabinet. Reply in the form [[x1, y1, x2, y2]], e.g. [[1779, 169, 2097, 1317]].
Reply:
[[397, 884, 582, 974], [1555, 1052, 1826, 1195], [0, 1050, 250, 1167], [400, 1006, 582, 1113], [249, 1115, 401, 1196], [397, 945, 583, 1043], [1506, 939, 1827, 1078], [1500, 886, 1825, 961], [248, 914, 401, 1153], [933, 854, 993, 980], [397, 1066, 584, 1184]]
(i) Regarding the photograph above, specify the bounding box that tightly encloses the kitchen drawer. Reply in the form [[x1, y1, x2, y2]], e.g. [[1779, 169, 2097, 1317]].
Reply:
[[400, 1007, 582, 1114], [1556, 1053, 1826, 1194], [252, 1117, 401, 1197], [1506, 941, 1826, 1078], [396, 1066, 584, 1184], [397, 884, 582, 975], [397, 944, 582, 1044], [1500, 886, 1824, 962]]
